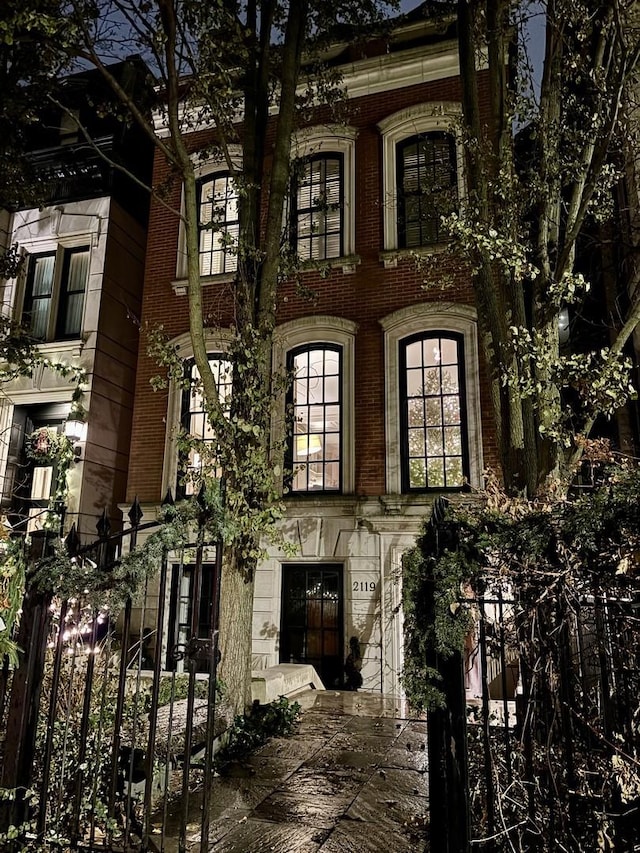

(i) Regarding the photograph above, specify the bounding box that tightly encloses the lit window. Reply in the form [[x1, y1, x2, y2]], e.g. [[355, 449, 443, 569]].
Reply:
[[292, 155, 343, 261], [197, 174, 239, 276], [400, 333, 468, 490], [179, 355, 232, 495], [288, 345, 341, 492], [22, 246, 89, 340], [397, 132, 457, 248]]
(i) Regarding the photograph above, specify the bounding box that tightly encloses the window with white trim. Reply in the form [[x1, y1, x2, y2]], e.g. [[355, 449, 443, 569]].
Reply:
[[381, 304, 483, 495], [400, 331, 468, 490], [289, 127, 357, 270], [292, 155, 343, 261], [397, 132, 458, 248], [22, 246, 89, 340], [178, 354, 232, 496], [287, 344, 342, 492], [378, 104, 464, 258], [197, 173, 239, 276], [273, 316, 356, 495]]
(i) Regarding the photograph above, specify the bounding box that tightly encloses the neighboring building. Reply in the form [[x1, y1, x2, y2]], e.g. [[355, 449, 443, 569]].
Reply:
[[0, 61, 152, 540], [126, 9, 499, 693]]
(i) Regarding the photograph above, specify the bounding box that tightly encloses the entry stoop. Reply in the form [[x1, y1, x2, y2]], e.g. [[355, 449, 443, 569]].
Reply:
[[250, 663, 325, 704]]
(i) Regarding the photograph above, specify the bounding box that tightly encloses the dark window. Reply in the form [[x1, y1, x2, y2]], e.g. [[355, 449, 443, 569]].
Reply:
[[166, 561, 216, 672], [178, 355, 232, 496], [397, 132, 457, 247], [287, 345, 341, 492], [292, 155, 343, 260], [400, 333, 468, 491], [22, 247, 89, 340], [197, 173, 239, 276]]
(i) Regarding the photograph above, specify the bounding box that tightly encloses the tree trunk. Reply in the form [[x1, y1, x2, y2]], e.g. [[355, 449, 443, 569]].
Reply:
[[217, 547, 256, 713]]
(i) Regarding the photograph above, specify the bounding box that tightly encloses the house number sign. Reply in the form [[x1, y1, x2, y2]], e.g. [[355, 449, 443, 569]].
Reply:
[[352, 580, 377, 594]]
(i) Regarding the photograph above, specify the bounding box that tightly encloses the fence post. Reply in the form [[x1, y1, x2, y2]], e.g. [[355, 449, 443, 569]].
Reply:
[[425, 497, 471, 853], [0, 536, 54, 836]]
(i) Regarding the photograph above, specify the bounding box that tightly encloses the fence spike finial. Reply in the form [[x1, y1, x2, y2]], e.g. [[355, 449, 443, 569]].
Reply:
[[128, 496, 143, 528], [96, 508, 111, 539], [65, 523, 80, 556]]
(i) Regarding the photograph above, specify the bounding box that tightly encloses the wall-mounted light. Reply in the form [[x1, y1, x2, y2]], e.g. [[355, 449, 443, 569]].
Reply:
[[64, 415, 87, 445]]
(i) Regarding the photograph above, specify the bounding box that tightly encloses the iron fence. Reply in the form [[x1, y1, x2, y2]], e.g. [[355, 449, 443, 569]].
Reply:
[[428, 572, 640, 851], [0, 496, 225, 852]]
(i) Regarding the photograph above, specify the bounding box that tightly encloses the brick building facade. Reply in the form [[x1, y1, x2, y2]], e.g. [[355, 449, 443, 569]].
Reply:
[[126, 12, 499, 693]]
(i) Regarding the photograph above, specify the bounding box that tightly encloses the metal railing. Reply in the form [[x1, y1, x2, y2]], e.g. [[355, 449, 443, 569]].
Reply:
[[0, 496, 225, 852]]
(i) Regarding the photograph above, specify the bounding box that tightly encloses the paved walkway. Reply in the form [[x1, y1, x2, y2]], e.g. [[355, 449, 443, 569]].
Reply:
[[163, 690, 429, 852]]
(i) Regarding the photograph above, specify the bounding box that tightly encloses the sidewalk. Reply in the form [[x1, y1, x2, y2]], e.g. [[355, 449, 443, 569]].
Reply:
[[163, 690, 429, 852]]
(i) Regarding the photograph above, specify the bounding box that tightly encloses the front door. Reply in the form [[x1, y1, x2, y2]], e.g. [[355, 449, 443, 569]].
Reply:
[[280, 564, 344, 689]]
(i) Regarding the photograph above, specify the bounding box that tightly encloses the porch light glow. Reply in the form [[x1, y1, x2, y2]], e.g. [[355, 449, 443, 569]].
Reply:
[[64, 415, 87, 444]]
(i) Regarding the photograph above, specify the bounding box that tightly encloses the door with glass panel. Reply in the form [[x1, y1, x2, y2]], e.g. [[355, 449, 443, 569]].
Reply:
[[280, 564, 344, 689]]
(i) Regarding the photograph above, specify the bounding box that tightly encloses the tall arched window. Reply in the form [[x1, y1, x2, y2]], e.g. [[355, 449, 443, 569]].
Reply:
[[287, 345, 342, 492], [400, 332, 468, 490], [178, 354, 232, 496]]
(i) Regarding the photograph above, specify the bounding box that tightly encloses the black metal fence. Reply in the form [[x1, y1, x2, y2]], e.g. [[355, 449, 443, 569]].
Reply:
[[0, 497, 225, 852], [428, 573, 640, 851]]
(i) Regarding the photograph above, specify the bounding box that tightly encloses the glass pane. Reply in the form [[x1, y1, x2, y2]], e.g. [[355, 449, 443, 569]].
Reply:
[[306, 629, 322, 655], [67, 250, 89, 292], [29, 299, 50, 339], [324, 373, 339, 402], [408, 428, 425, 457], [445, 457, 464, 487], [443, 397, 461, 425], [407, 399, 424, 428], [31, 466, 53, 500], [426, 428, 443, 456], [324, 462, 340, 489], [442, 367, 459, 393], [405, 341, 422, 368], [324, 232, 340, 258], [427, 458, 445, 487], [423, 367, 441, 395], [323, 630, 339, 656], [32, 255, 55, 296], [324, 405, 340, 430], [409, 458, 426, 488], [426, 398, 442, 426], [406, 367, 423, 397], [62, 293, 83, 336], [324, 432, 340, 461], [425, 340, 441, 366], [190, 412, 205, 438], [440, 338, 458, 364], [444, 426, 462, 455], [307, 406, 325, 431]]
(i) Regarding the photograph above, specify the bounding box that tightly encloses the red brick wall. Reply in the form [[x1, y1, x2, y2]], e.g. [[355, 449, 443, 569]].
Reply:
[[126, 70, 500, 503]]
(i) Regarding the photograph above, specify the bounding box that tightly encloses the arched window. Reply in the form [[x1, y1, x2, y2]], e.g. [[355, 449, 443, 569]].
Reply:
[[381, 303, 483, 494], [378, 103, 464, 261], [196, 173, 239, 276], [178, 354, 232, 497], [396, 132, 458, 248], [287, 344, 342, 492], [291, 154, 344, 261], [400, 332, 468, 490]]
